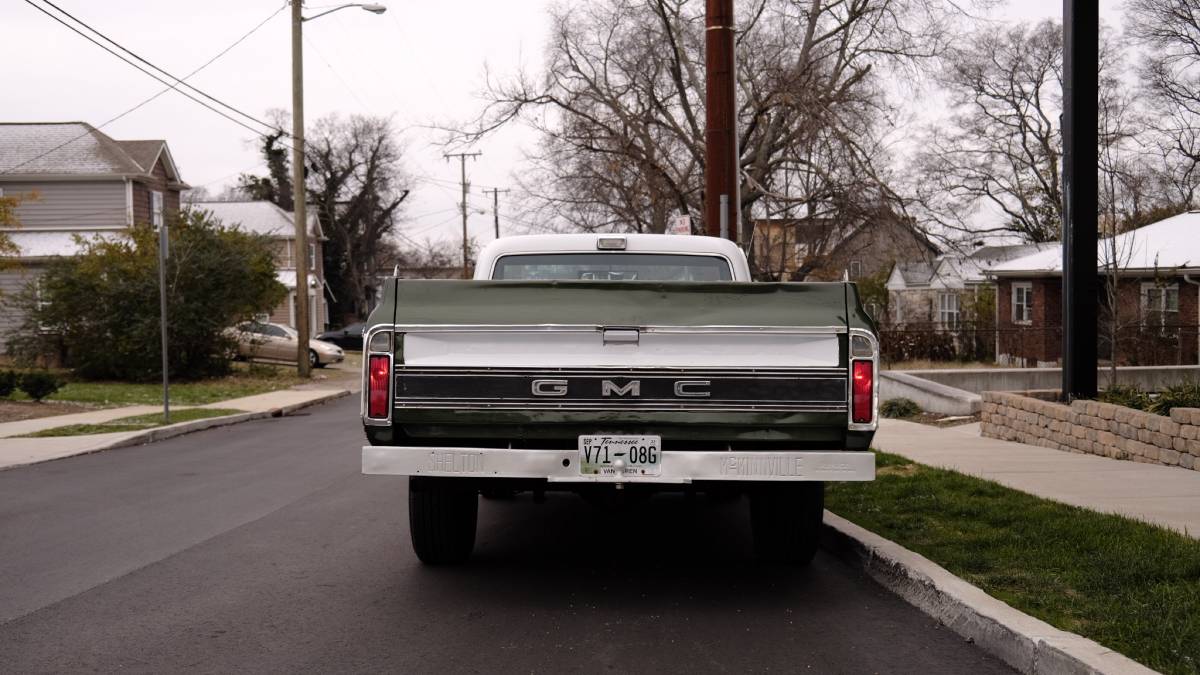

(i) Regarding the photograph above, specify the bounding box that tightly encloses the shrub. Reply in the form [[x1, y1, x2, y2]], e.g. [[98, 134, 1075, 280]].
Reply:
[[881, 397, 922, 419], [1149, 382, 1200, 417], [0, 370, 16, 398], [1097, 384, 1151, 412], [19, 371, 61, 402], [7, 209, 286, 381]]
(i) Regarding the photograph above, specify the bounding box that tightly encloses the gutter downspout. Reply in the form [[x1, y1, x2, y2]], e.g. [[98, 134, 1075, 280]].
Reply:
[[124, 178, 133, 227], [1184, 274, 1200, 366]]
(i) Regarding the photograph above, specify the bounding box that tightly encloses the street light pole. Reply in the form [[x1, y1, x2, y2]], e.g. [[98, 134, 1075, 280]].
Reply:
[[1062, 0, 1099, 400], [291, 0, 311, 377], [288, 2, 387, 377]]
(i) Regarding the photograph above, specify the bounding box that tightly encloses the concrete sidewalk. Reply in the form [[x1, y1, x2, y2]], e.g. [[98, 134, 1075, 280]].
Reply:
[[875, 419, 1200, 537], [0, 387, 350, 471]]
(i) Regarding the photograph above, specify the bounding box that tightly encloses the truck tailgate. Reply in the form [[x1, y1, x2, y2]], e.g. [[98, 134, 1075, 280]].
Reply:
[[385, 280, 850, 369]]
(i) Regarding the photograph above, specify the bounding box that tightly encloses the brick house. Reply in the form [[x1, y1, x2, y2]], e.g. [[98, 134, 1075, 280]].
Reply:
[[989, 212, 1200, 367], [191, 200, 329, 333], [0, 122, 188, 345], [751, 209, 939, 285]]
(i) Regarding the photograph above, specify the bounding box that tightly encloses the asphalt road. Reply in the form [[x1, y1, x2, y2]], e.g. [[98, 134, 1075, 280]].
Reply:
[[0, 397, 1013, 673]]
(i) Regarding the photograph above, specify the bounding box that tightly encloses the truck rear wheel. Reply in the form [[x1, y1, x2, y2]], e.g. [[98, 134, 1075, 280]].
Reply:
[[750, 482, 824, 565], [408, 477, 478, 564]]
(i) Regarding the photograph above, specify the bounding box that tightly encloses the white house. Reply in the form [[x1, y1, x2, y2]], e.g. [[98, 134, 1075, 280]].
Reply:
[[191, 200, 330, 333], [886, 243, 1053, 327]]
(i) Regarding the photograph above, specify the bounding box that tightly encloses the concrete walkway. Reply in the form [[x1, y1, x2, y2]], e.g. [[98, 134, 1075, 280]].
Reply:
[[875, 419, 1200, 538], [0, 406, 166, 439], [0, 387, 350, 471]]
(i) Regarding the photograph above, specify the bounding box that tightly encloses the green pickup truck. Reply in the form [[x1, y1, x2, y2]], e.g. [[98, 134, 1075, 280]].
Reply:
[[361, 233, 877, 565]]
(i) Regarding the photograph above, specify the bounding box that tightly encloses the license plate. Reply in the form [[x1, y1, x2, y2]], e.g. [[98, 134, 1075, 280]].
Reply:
[[578, 435, 662, 476]]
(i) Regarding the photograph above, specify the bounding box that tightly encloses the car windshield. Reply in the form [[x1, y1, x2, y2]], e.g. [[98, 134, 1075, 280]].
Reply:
[[492, 253, 732, 281]]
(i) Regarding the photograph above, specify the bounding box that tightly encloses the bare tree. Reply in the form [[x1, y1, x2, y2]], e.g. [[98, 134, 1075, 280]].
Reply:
[[305, 115, 410, 323], [462, 0, 969, 269], [1126, 0, 1200, 207], [910, 20, 1065, 242]]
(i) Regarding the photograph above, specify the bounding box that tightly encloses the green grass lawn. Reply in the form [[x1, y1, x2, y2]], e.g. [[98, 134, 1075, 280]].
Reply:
[[21, 408, 246, 437], [826, 452, 1200, 675], [8, 363, 306, 407]]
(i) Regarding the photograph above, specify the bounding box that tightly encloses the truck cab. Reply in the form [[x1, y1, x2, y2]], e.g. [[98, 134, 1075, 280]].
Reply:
[[362, 233, 878, 565]]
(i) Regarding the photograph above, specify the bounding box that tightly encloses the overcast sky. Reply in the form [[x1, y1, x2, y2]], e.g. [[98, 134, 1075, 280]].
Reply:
[[3, 0, 1125, 246]]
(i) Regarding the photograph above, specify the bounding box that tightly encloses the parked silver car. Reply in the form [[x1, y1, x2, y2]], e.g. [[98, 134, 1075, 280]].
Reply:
[[227, 322, 344, 368]]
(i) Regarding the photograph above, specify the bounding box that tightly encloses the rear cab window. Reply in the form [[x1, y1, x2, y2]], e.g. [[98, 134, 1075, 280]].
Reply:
[[492, 253, 733, 281]]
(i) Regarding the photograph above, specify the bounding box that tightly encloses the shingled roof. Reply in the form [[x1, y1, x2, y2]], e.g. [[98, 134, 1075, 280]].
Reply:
[[192, 200, 323, 239], [0, 122, 184, 184], [990, 211, 1200, 276]]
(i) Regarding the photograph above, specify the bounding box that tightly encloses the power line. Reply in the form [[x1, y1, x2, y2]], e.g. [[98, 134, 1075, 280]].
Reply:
[[401, 206, 460, 221], [4, 2, 288, 176], [412, 173, 505, 193], [32, 0, 286, 137], [303, 33, 372, 112], [21, 1, 285, 149], [407, 211, 464, 236]]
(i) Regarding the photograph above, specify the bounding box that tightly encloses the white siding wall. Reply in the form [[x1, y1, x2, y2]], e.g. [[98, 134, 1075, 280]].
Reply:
[[0, 266, 43, 352], [2, 180, 127, 230]]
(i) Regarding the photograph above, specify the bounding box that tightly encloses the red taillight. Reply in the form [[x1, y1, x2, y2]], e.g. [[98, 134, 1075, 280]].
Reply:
[[852, 360, 873, 424], [368, 354, 390, 418]]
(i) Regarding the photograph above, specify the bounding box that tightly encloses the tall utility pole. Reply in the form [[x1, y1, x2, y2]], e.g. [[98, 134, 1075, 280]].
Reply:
[[157, 221, 170, 423], [290, 0, 312, 377], [482, 187, 511, 239], [1062, 0, 1099, 400], [445, 151, 482, 278], [705, 0, 738, 242]]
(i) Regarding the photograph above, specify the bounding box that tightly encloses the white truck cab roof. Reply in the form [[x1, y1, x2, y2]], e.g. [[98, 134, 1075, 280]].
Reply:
[[474, 233, 752, 282]]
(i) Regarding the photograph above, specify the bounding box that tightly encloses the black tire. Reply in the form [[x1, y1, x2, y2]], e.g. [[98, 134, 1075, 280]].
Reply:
[[750, 482, 824, 565], [308, 349, 319, 369], [408, 477, 479, 564]]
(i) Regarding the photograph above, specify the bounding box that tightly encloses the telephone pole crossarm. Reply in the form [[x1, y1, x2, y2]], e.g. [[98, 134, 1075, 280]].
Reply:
[[482, 187, 511, 240], [444, 152, 482, 278]]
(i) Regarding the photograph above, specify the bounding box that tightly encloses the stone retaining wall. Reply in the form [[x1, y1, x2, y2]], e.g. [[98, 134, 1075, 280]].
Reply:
[[980, 391, 1200, 471]]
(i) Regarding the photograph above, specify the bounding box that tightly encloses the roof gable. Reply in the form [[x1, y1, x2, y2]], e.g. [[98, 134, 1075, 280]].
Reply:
[[0, 122, 183, 183]]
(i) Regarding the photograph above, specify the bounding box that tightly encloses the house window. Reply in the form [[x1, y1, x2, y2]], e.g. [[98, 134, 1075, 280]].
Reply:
[[1141, 282, 1179, 328], [1012, 283, 1033, 325], [938, 293, 960, 330], [849, 260, 863, 280], [150, 190, 164, 229], [34, 277, 52, 332], [309, 243, 317, 271]]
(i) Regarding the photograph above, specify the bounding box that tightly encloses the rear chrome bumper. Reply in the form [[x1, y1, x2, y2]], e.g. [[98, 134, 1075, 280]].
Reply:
[[362, 446, 875, 483]]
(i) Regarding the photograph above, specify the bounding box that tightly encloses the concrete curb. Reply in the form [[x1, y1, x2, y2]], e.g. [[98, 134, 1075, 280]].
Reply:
[[821, 511, 1157, 675], [99, 389, 351, 453], [1, 390, 351, 471]]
